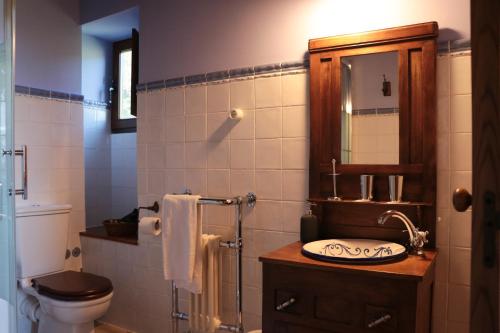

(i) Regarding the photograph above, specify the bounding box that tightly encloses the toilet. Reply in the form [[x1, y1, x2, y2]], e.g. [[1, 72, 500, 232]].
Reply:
[[16, 203, 113, 333]]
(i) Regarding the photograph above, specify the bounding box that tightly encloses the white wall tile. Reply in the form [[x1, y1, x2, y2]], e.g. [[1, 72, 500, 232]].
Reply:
[[283, 138, 308, 170], [282, 201, 306, 233], [230, 170, 255, 196], [165, 87, 185, 115], [207, 140, 230, 169], [165, 169, 185, 194], [146, 90, 165, 120], [447, 284, 470, 323], [165, 115, 185, 142], [450, 55, 471, 95], [185, 114, 207, 141], [256, 107, 282, 139], [185, 85, 206, 114], [283, 105, 308, 138], [230, 140, 255, 169], [147, 144, 165, 169], [449, 210, 471, 248], [185, 141, 207, 169], [230, 79, 255, 110], [185, 169, 207, 196], [230, 109, 255, 140], [449, 247, 471, 285], [255, 201, 283, 231], [283, 170, 308, 201], [450, 94, 472, 133], [165, 143, 185, 169], [256, 170, 282, 200], [207, 82, 230, 113], [282, 72, 308, 106], [255, 139, 281, 169], [207, 169, 230, 197], [207, 112, 232, 141], [255, 76, 282, 108]]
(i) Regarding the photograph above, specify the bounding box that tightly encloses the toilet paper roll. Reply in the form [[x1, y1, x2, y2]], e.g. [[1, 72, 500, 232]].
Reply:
[[139, 217, 161, 236]]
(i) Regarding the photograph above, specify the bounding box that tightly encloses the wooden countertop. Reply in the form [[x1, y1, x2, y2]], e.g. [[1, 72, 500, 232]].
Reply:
[[80, 227, 138, 245], [259, 241, 437, 281]]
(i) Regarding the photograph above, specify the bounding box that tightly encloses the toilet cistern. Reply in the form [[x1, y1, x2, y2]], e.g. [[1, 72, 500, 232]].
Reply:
[[377, 210, 429, 255]]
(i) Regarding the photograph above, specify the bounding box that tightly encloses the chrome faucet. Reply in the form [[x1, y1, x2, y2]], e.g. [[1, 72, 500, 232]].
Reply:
[[377, 210, 429, 255]]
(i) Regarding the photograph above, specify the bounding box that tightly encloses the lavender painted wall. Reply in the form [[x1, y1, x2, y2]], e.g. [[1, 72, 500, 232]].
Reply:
[[81, 0, 470, 83], [82, 34, 112, 102], [16, 0, 81, 93]]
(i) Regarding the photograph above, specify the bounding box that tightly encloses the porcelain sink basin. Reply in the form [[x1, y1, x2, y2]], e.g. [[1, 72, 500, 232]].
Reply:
[[302, 239, 407, 264]]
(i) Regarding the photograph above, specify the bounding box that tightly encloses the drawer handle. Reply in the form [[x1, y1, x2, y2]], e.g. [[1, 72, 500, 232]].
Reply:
[[368, 314, 391, 328], [276, 297, 296, 311]]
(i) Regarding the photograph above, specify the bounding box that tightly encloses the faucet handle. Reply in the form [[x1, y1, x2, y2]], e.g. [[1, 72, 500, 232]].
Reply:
[[419, 230, 429, 244]]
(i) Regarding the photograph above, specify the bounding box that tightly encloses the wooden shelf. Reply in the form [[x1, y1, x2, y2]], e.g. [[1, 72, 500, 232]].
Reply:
[[80, 227, 138, 246], [308, 198, 433, 207]]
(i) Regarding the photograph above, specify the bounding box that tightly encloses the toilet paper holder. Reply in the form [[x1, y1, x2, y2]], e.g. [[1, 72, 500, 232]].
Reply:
[[139, 201, 160, 213]]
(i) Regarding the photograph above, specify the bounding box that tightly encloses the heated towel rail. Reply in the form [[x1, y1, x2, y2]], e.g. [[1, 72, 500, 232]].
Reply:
[[171, 191, 257, 333]]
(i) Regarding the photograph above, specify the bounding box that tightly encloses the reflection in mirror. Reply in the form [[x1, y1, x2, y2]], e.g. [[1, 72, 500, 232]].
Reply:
[[341, 52, 399, 165]]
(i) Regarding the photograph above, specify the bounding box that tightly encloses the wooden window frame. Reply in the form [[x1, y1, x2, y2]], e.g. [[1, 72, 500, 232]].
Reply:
[[111, 29, 138, 133]]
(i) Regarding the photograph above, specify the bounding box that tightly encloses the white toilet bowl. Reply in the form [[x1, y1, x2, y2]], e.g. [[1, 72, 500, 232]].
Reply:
[[19, 271, 114, 333], [36, 291, 113, 333], [15, 204, 114, 333]]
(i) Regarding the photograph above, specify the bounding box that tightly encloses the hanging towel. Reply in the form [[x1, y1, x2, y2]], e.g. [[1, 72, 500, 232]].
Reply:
[[161, 194, 203, 294], [189, 234, 222, 333]]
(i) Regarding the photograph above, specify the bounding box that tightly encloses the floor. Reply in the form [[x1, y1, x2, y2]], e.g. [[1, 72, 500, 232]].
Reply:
[[94, 322, 134, 333]]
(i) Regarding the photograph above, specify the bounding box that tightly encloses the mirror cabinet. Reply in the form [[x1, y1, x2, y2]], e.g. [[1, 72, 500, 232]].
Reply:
[[308, 22, 438, 246]]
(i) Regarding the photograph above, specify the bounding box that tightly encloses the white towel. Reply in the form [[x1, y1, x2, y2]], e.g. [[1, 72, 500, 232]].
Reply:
[[161, 194, 203, 294], [189, 234, 222, 333]]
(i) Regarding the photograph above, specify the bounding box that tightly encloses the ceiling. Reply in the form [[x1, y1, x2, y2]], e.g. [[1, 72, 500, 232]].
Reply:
[[81, 6, 139, 42]]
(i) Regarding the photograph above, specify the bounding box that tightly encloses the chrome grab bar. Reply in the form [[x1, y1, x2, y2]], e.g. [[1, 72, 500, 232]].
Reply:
[[15, 145, 28, 200]]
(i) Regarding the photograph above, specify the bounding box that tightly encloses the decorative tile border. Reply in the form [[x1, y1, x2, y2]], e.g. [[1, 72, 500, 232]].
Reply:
[[352, 108, 400, 116], [83, 99, 108, 108], [138, 59, 310, 92], [437, 39, 471, 53], [15, 85, 84, 102], [135, 39, 469, 94]]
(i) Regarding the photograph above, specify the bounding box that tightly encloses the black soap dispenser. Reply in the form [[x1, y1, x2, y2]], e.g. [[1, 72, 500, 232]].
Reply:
[[300, 205, 319, 243]]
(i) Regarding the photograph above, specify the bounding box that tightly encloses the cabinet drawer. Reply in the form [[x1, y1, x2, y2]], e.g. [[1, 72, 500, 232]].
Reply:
[[263, 263, 418, 333]]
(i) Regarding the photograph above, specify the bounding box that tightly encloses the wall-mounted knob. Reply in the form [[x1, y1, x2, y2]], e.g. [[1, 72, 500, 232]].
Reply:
[[453, 188, 472, 212]]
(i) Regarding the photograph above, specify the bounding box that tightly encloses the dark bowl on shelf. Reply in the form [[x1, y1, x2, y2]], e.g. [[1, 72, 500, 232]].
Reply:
[[102, 219, 138, 237]]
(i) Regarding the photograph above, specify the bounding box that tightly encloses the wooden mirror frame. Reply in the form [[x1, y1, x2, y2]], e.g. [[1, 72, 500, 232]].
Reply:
[[308, 22, 438, 246]]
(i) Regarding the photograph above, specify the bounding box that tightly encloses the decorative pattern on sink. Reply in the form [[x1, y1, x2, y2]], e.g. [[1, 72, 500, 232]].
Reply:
[[302, 239, 407, 264]]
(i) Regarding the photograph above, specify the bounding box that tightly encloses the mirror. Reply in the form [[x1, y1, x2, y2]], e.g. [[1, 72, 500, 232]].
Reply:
[[340, 51, 399, 165]]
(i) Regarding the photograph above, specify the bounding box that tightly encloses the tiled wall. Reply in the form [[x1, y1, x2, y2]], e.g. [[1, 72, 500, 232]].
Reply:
[[15, 93, 85, 272], [81, 53, 472, 333], [111, 133, 137, 218], [433, 51, 472, 333], [350, 113, 399, 164], [84, 103, 112, 227]]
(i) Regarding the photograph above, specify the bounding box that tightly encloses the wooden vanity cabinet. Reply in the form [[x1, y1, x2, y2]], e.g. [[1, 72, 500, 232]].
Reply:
[[260, 242, 436, 333]]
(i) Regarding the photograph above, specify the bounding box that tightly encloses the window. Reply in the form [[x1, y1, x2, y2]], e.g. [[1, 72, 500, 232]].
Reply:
[[111, 29, 138, 133]]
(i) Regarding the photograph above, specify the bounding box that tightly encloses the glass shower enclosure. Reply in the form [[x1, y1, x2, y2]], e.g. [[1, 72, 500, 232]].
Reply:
[[0, 0, 16, 332]]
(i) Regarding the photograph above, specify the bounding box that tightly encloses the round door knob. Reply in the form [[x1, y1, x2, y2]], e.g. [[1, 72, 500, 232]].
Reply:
[[453, 188, 472, 212]]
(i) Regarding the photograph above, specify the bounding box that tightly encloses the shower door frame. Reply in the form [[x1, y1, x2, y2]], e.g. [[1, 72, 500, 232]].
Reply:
[[0, 0, 16, 332]]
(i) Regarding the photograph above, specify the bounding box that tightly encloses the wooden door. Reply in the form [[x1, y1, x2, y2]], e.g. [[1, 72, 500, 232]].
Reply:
[[469, 0, 500, 331]]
